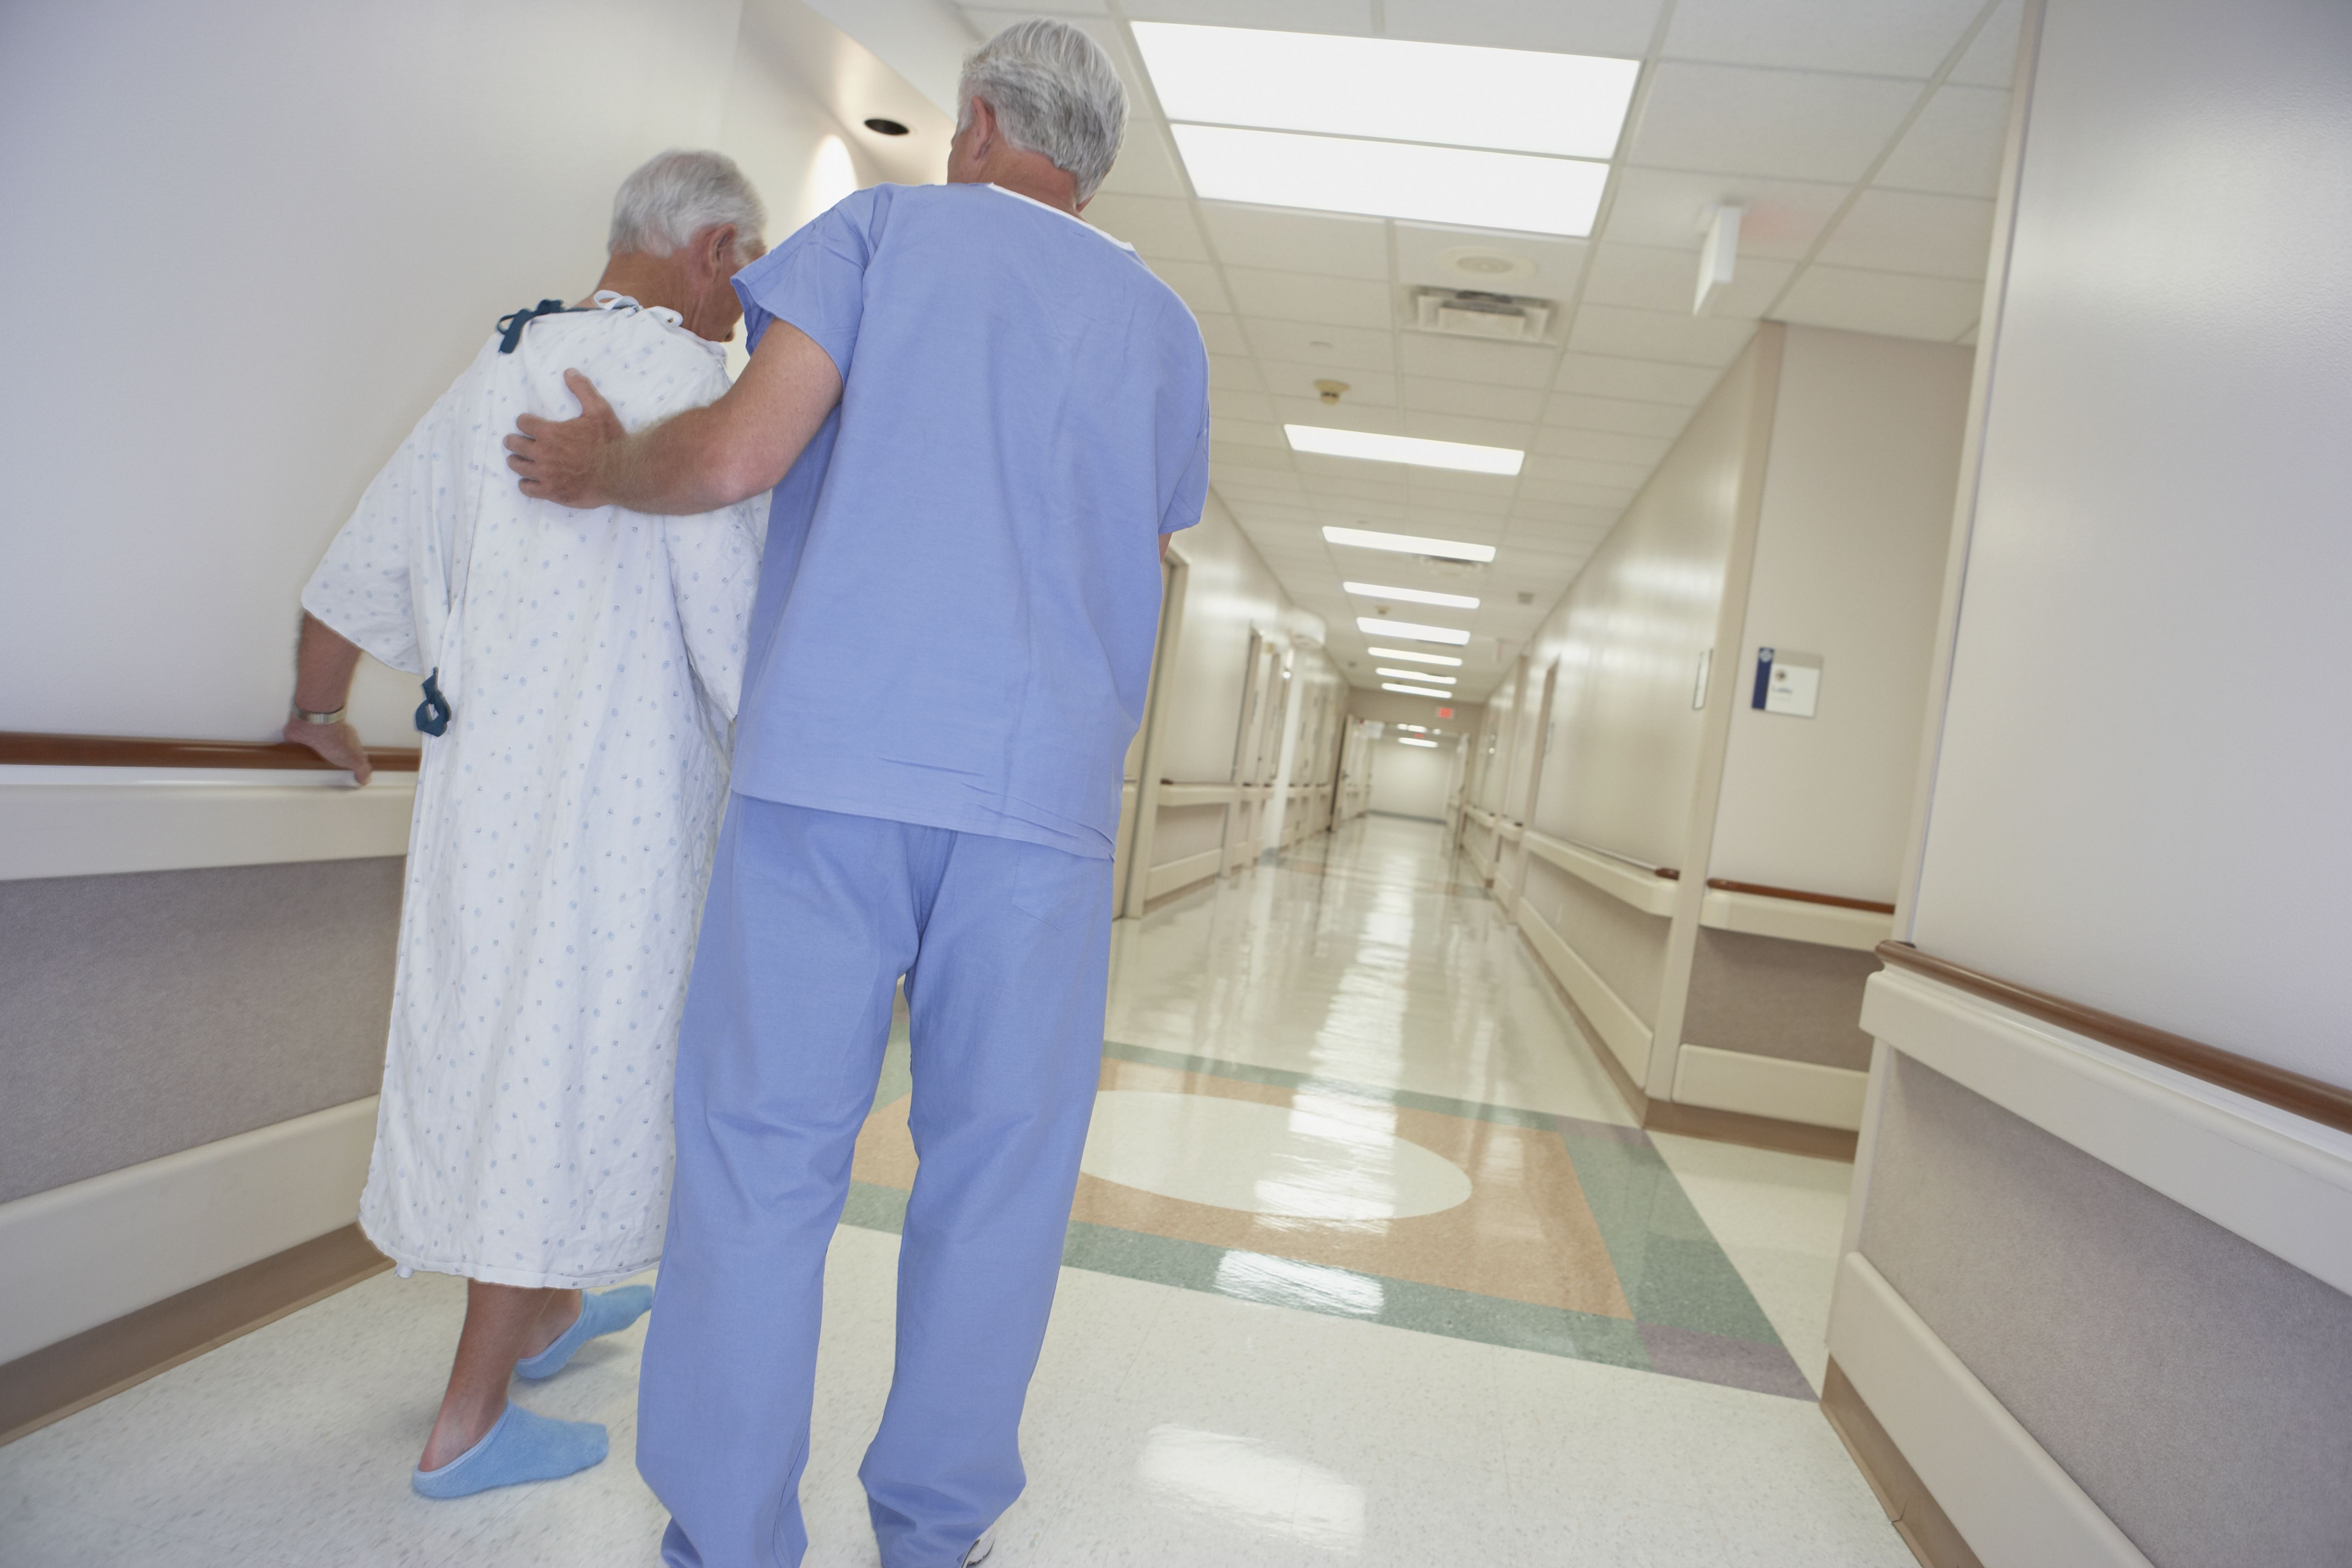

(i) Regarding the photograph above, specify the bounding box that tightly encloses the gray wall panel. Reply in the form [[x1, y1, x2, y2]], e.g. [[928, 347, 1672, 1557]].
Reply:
[[0, 858, 400, 1203], [1682, 928, 1876, 1070], [1860, 1054, 2352, 1566]]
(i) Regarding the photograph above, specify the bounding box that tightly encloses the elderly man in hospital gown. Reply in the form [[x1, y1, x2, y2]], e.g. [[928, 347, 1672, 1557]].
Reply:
[[508, 21, 1208, 1568], [282, 149, 768, 1498]]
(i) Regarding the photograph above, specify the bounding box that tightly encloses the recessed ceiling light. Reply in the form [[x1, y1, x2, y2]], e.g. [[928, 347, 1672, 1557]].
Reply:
[[1399, 736, 1440, 748], [1286, 425, 1524, 476], [1358, 617, 1469, 645], [1345, 581, 1479, 609], [1382, 682, 1454, 698], [1322, 526, 1496, 563], [1130, 25, 1637, 160], [1173, 126, 1607, 238], [1395, 723, 1430, 733], [862, 117, 910, 136], [1376, 667, 1456, 683], [1366, 646, 1464, 667]]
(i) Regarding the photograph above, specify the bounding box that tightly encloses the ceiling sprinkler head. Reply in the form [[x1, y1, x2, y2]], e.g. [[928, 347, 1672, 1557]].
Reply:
[[1314, 379, 1350, 406]]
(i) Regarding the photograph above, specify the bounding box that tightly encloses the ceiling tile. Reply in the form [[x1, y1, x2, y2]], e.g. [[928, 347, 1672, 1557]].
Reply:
[[1775, 264, 1985, 340], [1398, 409, 1538, 447], [1259, 361, 1399, 407], [1224, 267, 1394, 328], [1531, 427, 1672, 465], [1554, 353, 1719, 403], [1122, 0, 1373, 33], [1200, 204, 1390, 280], [1381, 0, 1662, 59], [1191, 311, 1249, 356], [1601, 168, 1851, 259], [1947, 0, 2023, 89], [1211, 386, 1278, 421], [1393, 225, 1589, 300], [1524, 453, 1651, 490], [1401, 375, 1545, 422], [1541, 393, 1693, 439], [1150, 258, 1233, 316], [1210, 442, 1297, 474], [1097, 118, 1189, 198], [1567, 303, 1757, 367], [1242, 318, 1396, 373], [1631, 64, 1921, 184], [1662, 0, 1984, 78], [1580, 241, 1794, 317], [1874, 86, 2010, 198], [1398, 333, 1558, 388], [1816, 189, 1996, 279], [1207, 353, 1263, 391], [1084, 193, 1206, 260]]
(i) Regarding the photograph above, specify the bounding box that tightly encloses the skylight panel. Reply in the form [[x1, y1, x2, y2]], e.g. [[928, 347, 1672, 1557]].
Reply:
[[1174, 127, 1607, 238], [1286, 425, 1524, 476], [1322, 526, 1496, 563], [1131, 24, 1637, 161]]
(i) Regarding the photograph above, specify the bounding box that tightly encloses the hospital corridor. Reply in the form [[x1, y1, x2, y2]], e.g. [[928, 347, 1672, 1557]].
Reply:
[[4, 0, 2349, 1566]]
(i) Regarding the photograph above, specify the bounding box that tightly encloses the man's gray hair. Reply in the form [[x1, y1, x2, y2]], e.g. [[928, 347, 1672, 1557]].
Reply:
[[608, 149, 766, 260], [958, 19, 1128, 204]]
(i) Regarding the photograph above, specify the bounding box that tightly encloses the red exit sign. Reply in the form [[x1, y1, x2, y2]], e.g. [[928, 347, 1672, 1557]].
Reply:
[[1436, 706, 1454, 718]]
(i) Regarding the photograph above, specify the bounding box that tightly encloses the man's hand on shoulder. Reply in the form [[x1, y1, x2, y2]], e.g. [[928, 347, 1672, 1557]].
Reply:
[[506, 371, 622, 509]]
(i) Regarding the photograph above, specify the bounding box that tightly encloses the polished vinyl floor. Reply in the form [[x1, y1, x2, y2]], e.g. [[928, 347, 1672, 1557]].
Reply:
[[0, 815, 1906, 1565]]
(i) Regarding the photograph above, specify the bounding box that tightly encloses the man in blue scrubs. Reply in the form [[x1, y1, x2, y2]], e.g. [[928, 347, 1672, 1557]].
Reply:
[[503, 20, 1207, 1568]]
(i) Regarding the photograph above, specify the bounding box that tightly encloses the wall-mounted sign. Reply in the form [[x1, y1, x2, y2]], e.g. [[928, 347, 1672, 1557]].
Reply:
[[1436, 706, 1454, 718], [1752, 647, 1822, 718]]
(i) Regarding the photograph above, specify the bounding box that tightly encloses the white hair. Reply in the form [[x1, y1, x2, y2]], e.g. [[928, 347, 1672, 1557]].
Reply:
[[608, 149, 766, 261], [958, 19, 1128, 203]]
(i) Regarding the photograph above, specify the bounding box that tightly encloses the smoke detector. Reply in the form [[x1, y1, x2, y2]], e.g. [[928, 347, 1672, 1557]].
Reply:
[[1314, 379, 1350, 405], [1414, 287, 1553, 344]]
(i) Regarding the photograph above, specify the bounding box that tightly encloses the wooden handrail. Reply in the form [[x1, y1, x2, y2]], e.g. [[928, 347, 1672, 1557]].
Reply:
[[1709, 878, 1893, 914], [1877, 942, 2352, 1137], [0, 731, 422, 773]]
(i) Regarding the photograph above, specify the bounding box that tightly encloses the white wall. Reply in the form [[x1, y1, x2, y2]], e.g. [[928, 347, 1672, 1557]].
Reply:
[[1710, 327, 1972, 902], [1525, 339, 1771, 869], [1368, 737, 1455, 822], [1905, 0, 2352, 1085], [1156, 494, 1328, 784], [0, 0, 892, 746]]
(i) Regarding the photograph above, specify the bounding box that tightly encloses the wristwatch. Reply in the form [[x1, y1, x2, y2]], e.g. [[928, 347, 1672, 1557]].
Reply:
[[291, 704, 347, 726]]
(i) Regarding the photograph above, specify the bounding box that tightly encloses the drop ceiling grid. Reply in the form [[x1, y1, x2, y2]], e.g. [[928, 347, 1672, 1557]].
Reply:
[[953, 0, 2014, 698]]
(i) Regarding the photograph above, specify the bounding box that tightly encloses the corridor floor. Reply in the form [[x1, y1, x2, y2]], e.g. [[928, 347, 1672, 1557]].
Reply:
[[0, 815, 1907, 1566]]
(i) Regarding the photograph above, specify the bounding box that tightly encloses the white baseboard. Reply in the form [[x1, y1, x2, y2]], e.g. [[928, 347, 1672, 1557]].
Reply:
[[1516, 897, 1654, 1083], [0, 771, 415, 881], [1145, 846, 1223, 901], [1673, 1043, 1868, 1130], [0, 1098, 378, 1364], [1828, 1252, 2152, 1568]]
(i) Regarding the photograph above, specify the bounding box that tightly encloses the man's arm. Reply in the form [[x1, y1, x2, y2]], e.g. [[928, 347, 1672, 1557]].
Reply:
[[503, 320, 844, 514], [283, 612, 373, 784]]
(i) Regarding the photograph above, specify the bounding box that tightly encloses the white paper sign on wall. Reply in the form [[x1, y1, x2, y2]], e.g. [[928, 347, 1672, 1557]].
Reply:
[[1752, 647, 1822, 718]]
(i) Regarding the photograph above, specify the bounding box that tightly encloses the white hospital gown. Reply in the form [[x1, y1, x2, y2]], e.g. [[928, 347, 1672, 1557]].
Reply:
[[303, 295, 766, 1288]]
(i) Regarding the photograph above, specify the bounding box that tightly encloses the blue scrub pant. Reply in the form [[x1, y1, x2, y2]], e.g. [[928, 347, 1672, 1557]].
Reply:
[[637, 798, 1112, 1568]]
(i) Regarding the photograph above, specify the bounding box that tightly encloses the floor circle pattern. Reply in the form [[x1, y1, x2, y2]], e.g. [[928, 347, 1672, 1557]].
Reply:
[[1078, 1089, 1474, 1221]]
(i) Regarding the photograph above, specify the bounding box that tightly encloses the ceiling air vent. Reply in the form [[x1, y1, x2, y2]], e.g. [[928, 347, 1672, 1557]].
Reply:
[[1414, 287, 1553, 344]]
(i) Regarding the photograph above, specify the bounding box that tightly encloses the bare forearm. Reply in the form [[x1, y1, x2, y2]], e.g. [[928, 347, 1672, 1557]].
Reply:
[[293, 613, 362, 711], [594, 404, 765, 516]]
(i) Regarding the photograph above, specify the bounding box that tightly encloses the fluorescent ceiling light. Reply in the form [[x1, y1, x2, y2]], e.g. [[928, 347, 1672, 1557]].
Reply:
[[1344, 581, 1479, 609], [1286, 425, 1524, 476], [1358, 616, 1469, 645], [1367, 646, 1463, 667], [1131, 24, 1637, 159], [1174, 125, 1607, 238], [1376, 667, 1456, 683], [1322, 526, 1496, 563], [1383, 682, 1454, 698], [1399, 737, 1439, 748], [1395, 723, 1430, 733]]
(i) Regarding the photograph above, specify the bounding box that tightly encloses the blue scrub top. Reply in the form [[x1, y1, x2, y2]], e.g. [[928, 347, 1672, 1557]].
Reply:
[[728, 182, 1210, 859]]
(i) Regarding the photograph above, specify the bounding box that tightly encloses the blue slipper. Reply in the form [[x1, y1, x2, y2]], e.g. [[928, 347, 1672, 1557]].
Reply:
[[515, 1285, 654, 1380], [412, 1403, 607, 1498]]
